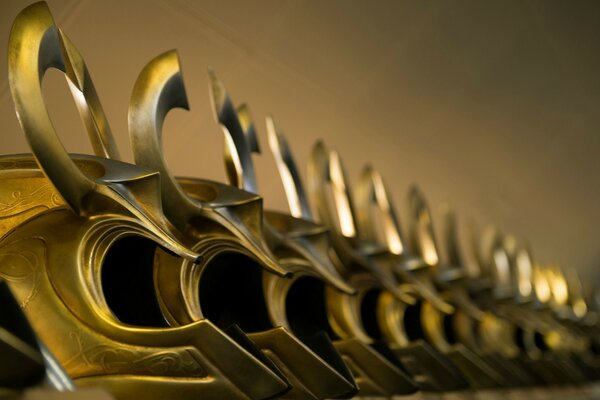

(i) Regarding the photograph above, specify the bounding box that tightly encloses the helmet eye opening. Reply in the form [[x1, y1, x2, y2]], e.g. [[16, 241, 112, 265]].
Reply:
[[403, 301, 427, 342], [442, 313, 458, 345], [360, 288, 383, 340], [198, 252, 272, 332], [101, 236, 169, 327], [285, 276, 335, 338]]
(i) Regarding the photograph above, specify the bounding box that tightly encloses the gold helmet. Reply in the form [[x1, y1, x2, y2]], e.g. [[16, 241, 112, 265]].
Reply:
[[127, 49, 358, 399]]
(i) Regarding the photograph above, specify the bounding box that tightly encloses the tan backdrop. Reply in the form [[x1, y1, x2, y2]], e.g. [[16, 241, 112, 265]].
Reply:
[[0, 0, 598, 284]]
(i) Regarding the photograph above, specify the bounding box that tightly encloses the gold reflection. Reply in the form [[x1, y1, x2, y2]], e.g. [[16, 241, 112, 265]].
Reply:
[[371, 171, 403, 255], [492, 247, 511, 287], [329, 151, 357, 238], [549, 266, 569, 306], [417, 208, 439, 266], [266, 117, 307, 219], [533, 265, 551, 304], [515, 249, 533, 298], [573, 298, 588, 319]]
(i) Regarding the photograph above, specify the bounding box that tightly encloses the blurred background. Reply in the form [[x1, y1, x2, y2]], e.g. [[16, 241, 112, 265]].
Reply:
[[0, 0, 599, 283]]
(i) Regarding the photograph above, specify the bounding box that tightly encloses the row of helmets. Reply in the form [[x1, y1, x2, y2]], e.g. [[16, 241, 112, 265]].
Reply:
[[2, 2, 599, 399]]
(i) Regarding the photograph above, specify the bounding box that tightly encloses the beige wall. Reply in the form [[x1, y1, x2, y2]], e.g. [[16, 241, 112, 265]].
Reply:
[[1, 1, 598, 283]]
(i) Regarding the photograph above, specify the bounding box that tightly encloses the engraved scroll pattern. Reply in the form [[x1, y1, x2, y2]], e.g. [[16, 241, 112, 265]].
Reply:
[[0, 237, 46, 308], [0, 184, 63, 220], [63, 331, 207, 378]]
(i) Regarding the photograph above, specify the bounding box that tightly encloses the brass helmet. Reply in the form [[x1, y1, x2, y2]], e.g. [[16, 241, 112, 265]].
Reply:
[[127, 50, 359, 399], [4, 3, 289, 399]]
